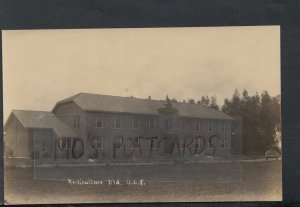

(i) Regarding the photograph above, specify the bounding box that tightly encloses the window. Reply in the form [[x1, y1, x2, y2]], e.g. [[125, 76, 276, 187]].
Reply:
[[165, 119, 173, 129], [208, 121, 213, 132], [195, 120, 201, 132], [220, 139, 226, 149], [130, 138, 140, 149], [180, 139, 185, 149], [42, 142, 46, 151], [73, 115, 80, 128], [220, 121, 226, 133], [149, 139, 157, 149], [208, 138, 214, 149], [180, 120, 187, 131], [94, 116, 103, 128], [59, 138, 72, 149], [114, 137, 123, 147], [131, 119, 141, 129], [195, 138, 203, 149], [148, 119, 156, 130], [114, 117, 124, 129], [93, 136, 104, 149]]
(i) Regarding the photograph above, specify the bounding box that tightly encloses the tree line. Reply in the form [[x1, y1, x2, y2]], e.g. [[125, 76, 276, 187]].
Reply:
[[167, 89, 281, 155]]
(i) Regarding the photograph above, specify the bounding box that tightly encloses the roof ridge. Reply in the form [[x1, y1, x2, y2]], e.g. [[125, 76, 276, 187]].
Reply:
[[12, 109, 53, 113], [53, 92, 232, 120], [56, 93, 82, 103], [8, 109, 77, 137], [78, 92, 165, 102], [78, 93, 220, 109]]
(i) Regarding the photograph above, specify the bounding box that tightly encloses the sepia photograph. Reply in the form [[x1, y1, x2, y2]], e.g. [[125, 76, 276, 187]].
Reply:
[[3, 26, 281, 204]]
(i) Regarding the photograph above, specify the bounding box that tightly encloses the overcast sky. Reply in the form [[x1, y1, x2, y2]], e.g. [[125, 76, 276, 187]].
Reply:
[[3, 26, 280, 121]]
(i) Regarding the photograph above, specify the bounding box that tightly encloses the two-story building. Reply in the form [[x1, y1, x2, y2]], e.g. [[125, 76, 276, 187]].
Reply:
[[4, 93, 237, 164]]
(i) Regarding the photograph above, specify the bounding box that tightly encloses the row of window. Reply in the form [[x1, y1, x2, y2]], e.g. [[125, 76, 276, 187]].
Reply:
[[58, 136, 228, 150], [73, 115, 228, 133]]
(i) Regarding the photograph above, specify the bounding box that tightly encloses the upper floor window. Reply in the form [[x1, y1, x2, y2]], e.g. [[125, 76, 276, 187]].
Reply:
[[113, 117, 124, 129], [208, 121, 214, 132], [131, 119, 141, 129], [165, 119, 173, 130], [180, 120, 187, 131], [73, 115, 80, 128], [220, 121, 226, 133], [93, 136, 104, 149], [148, 119, 156, 130], [195, 120, 201, 132], [94, 116, 103, 128]]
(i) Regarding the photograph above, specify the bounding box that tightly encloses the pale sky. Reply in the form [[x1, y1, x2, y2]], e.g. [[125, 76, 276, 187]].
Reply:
[[3, 26, 280, 122]]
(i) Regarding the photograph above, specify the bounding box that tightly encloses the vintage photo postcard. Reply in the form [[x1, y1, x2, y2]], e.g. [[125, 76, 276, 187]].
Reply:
[[3, 26, 281, 204]]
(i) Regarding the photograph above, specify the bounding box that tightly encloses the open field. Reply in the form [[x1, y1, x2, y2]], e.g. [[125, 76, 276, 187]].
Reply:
[[4, 160, 282, 204]]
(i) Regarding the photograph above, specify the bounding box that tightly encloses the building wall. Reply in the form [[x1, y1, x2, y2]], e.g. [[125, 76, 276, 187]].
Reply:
[[4, 115, 32, 158], [52, 102, 232, 162], [84, 112, 232, 161], [53, 101, 89, 154], [33, 129, 55, 159]]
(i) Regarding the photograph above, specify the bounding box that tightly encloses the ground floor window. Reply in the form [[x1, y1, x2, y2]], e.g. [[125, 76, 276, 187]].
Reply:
[[208, 138, 214, 149], [180, 139, 185, 149], [195, 138, 203, 149], [220, 138, 226, 149], [113, 136, 124, 147], [41, 142, 46, 151], [93, 136, 104, 149], [59, 138, 72, 149], [149, 138, 157, 149], [130, 137, 140, 149]]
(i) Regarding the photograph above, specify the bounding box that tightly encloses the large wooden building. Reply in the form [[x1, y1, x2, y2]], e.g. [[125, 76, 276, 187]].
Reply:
[[4, 93, 239, 164]]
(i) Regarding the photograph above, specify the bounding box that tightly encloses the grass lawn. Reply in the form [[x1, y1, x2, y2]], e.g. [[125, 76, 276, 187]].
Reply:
[[4, 160, 282, 204]]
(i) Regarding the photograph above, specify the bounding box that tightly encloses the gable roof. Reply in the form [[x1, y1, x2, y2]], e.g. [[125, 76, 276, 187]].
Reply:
[[6, 110, 77, 138], [54, 93, 233, 120]]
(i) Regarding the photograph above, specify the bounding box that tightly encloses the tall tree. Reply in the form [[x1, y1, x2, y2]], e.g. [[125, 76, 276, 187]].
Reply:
[[197, 95, 220, 110], [171, 98, 177, 102], [188, 98, 196, 104], [222, 89, 280, 155], [210, 95, 219, 110]]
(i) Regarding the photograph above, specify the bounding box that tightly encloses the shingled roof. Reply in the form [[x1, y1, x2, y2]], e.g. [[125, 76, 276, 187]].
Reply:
[[6, 110, 77, 138], [54, 93, 233, 120]]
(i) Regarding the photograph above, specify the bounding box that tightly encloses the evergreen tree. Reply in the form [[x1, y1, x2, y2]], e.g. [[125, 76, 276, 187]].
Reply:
[[222, 89, 280, 156], [198, 95, 210, 106], [188, 98, 196, 104], [210, 95, 219, 110], [171, 98, 177, 102]]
